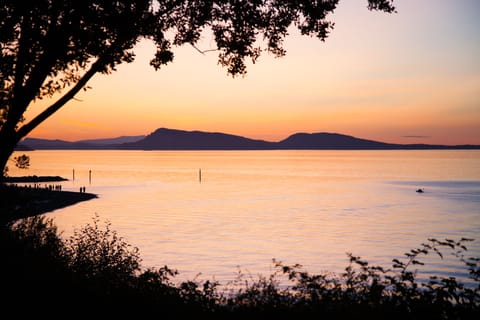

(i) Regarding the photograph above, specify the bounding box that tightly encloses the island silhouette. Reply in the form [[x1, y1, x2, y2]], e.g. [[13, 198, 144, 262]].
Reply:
[[18, 127, 480, 150]]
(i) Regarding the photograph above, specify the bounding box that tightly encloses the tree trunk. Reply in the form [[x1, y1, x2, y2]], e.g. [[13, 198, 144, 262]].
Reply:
[[0, 57, 104, 182], [0, 129, 20, 182]]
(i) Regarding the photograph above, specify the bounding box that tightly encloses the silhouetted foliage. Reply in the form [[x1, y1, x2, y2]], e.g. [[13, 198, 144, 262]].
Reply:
[[1, 214, 478, 318], [1, 153, 29, 177], [13, 153, 29, 169], [63, 213, 140, 280], [0, 0, 395, 177]]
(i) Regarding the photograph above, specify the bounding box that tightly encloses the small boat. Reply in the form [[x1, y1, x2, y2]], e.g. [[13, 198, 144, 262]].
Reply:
[[416, 188, 424, 193]]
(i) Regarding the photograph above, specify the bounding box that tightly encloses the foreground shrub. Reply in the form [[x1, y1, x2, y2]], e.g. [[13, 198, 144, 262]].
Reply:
[[1, 215, 479, 319], [62, 214, 141, 282], [1, 215, 214, 316]]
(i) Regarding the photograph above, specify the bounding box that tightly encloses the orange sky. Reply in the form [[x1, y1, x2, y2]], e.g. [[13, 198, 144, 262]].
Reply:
[[25, 0, 480, 145]]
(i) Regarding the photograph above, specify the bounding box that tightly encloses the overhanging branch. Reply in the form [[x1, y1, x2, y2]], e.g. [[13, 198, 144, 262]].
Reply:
[[191, 43, 218, 55], [17, 57, 104, 139]]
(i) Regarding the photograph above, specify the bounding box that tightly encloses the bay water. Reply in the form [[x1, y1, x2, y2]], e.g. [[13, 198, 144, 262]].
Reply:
[[9, 150, 480, 287]]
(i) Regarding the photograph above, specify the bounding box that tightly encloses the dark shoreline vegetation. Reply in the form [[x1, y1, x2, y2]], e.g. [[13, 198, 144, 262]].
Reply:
[[1, 184, 479, 318], [0, 181, 96, 224]]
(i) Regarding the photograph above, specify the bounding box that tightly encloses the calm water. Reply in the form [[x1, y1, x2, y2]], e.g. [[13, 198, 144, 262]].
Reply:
[[9, 150, 480, 286]]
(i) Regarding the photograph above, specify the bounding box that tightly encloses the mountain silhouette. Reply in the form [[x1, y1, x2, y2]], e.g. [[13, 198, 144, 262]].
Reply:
[[19, 128, 479, 150], [20, 138, 93, 150], [277, 132, 396, 149], [120, 128, 272, 150], [76, 135, 145, 146], [20, 135, 145, 150]]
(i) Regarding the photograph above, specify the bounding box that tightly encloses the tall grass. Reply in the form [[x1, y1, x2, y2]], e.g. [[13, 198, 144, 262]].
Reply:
[[1, 214, 478, 319]]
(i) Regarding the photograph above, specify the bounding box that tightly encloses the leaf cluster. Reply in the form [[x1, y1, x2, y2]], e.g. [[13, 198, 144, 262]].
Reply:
[[13, 153, 29, 169]]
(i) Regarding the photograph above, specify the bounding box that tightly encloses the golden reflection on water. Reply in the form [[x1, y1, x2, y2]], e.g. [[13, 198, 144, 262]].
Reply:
[[9, 150, 480, 285]]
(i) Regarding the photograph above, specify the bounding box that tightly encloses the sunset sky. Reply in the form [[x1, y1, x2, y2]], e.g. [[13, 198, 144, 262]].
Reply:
[[25, 0, 480, 145]]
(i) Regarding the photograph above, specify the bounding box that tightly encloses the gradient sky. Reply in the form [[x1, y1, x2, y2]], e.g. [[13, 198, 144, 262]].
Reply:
[[25, 0, 480, 145]]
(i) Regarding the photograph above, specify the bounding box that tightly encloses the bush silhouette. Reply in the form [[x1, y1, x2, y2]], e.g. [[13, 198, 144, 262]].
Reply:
[[1, 214, 478, 319]]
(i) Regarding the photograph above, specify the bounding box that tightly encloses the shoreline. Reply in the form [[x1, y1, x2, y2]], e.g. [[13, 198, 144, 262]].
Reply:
[[1, 177, 97, 224], [3, 175, 68, 183]]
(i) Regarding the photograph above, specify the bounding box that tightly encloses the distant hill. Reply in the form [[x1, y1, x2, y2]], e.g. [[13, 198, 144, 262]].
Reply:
[[276, 133, 480, 150], [21, 138, 93, 150], [277, 132, 396, 149], [22, 135, 145, 150], [120, 129, 479, 150], [77, 135, 145, 146], [120, 128, 272, 150], [14, 143, 34, 151], [19, 128, 479, 150]]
